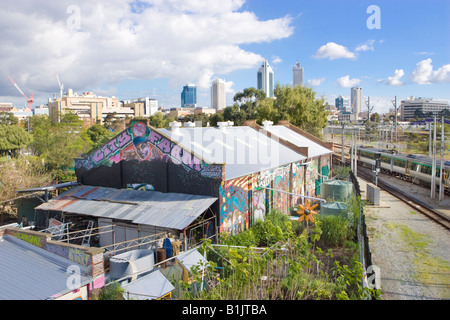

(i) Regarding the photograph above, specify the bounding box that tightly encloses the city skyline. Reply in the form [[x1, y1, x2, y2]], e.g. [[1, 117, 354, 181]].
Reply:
[[0, 0, 449, 114]]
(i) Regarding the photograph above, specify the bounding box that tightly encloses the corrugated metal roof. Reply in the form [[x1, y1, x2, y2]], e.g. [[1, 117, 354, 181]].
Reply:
[[122, 269, 174, 300], [159, 126, 306, 180], [35, 186, 217, 231], [176, 248, 208, 273], [263, 125, 332, 158], [0, 235, 91, 300]]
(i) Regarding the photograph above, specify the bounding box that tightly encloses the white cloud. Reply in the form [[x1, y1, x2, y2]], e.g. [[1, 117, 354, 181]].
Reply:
[[271, 55, 282, 64], [306, 78, 325, 87], [385, 69, 405, 86], [355, 39, 375, 52], [0, 0, 294, 105], [336, 75, 361, 88], [313, 42, 356, 60], [410, 58, 450, 84]]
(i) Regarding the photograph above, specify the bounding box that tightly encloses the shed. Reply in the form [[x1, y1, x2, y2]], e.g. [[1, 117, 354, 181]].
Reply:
[[34, 185, 218, 251], [0, 233, 93, 300], [122, 269, 175, 300]]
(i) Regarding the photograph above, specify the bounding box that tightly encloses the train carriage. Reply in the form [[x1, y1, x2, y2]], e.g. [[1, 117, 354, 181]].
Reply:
[[356, 146, 450, 191]]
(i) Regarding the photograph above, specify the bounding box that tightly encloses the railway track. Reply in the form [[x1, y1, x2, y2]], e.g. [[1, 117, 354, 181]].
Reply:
[[332, 153, 450, 231]]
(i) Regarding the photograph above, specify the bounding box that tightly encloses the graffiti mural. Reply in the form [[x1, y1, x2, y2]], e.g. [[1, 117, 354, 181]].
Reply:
[[272, 165, 290, 214], [305, 159, 319, 198], [252, 189, 266, 223], [291, 162, 304, 206], [75, 121, 222, 179], [127, 183, 155, 191], [321, 155, 331, 178], [219, 176, 250, 236]]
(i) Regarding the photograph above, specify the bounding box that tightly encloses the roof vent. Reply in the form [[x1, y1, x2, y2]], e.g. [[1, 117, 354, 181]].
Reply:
[[262, 120, 273, 129], [218, 121, 233, 131], [169, 121, 182, 131], [184, 121, 195, 128]]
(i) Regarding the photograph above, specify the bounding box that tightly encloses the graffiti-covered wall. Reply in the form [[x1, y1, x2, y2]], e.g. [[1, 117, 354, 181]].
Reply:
[[271, 165, 290, 213], [219, 176, 251, 236], [291, 162, 304, 206], [305, 159, 319, 198], [75, 121, 223, 199]]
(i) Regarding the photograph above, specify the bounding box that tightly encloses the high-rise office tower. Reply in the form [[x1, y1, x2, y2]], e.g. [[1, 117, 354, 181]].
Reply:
[[293, 61, 304, 87], [335, 95, 349, 112], [181, 84, 197, 108], [257, 60, 274, 98], [211, 78, 226, 112], [350, 87, 362, 114]]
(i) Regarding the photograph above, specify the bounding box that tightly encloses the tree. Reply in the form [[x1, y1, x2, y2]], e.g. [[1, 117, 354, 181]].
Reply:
[[272, 84, 329, 137], [209, 112, 224, 127], [0, 112, 18, 126], [103, 112, 122, 131], [223, 104, 247, 126], [0, 125, 32, 154], [86, 124, 114, 151]]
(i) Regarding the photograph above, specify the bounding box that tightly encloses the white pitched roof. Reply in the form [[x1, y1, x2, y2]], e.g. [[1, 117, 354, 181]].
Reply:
[[263, 125, 332, 158], [159, 126, 306, 180]]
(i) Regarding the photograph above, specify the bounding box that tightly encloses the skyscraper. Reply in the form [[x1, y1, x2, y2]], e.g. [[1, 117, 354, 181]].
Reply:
[[293, 61, 304, 87], [181, 84, 197, 108], [350, 87, 362, 114], [335, 95, 349, 112], [211, 78, 226, 112], [257, 60, 274, 98]]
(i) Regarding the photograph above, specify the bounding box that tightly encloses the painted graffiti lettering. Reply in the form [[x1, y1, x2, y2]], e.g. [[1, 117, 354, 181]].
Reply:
[[76, 122, 210, 174], [157, 138, 172, 154], [69, 248, 90, 267], [116, 130, 132, 148], [15, 233, 42, 247], [149, 130, 162, 145]]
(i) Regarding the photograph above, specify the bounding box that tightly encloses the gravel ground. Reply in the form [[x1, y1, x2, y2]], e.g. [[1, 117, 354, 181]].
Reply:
[[358, 176, 450, 300]]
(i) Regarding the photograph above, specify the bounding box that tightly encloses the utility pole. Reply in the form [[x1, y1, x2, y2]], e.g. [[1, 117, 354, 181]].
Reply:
[[431, 116, 437, 199], [391, 96, 398, 142], [365, 96, 374, 122], [341, 122, 345, 164], [429, 121, 433, 158], [439, 115, 445, 201]]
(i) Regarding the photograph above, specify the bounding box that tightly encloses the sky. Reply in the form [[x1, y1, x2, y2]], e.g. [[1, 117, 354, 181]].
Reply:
[[0, 0, 449, 114]]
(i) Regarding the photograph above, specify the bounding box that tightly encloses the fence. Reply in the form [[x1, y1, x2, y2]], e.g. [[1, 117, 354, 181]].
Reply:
[[349, 170, 378, 299]]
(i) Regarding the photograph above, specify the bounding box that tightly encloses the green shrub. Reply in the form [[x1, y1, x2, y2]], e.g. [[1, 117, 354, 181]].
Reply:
[[317, 215, 352, 247]]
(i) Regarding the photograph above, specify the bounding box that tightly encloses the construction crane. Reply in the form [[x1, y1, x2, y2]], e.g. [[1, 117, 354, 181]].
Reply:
[[8, 76, 33, 110], [56, 73, 64, 98]]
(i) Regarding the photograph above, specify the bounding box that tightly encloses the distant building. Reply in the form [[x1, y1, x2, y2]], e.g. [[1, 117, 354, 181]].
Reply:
[[48, 90, 120, 126], [0, 102, 13, 113], [211, 79, 226, 112], [168, 107, 195, 118], [338, 111, 358, 123], [181, 84, 197, 108], [293, 62, 304, 87], [350, 87, 362, 114], [257, 60, 274, 98], [124, 97, 158, 117], [335, 95, 349, 112], [400, 97, 450, 121], [33, 105, 49, 116], [194, 107, 216, 115]]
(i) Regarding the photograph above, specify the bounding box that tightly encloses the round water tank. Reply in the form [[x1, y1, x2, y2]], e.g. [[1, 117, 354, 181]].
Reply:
[[320, 202, 348, 217], [322, 180, 353, 202], [109, 249, 154, 280]]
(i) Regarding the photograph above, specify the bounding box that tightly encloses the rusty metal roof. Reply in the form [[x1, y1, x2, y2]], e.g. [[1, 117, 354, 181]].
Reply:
[[35, 186, 217, 231]]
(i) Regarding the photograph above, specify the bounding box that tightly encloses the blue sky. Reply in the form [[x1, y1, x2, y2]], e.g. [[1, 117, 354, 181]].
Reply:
[[0, 0, 449, 114]]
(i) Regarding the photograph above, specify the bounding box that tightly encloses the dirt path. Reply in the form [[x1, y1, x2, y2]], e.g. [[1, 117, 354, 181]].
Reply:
[[358, 177, 450, 300]]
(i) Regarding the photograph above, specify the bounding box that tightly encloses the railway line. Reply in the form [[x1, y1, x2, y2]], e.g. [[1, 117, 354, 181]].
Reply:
[[331, 152, 450, 231]]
